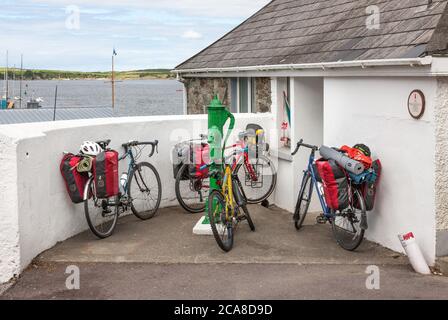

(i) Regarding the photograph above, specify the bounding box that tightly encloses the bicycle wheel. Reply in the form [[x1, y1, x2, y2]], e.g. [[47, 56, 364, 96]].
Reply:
[[175, 163, 208, 214], [332, 189, 366, 251], [129, 162, 162, 220], [208, 190, 234, 252], [235, 155, 277, 204], [84, 177, 119, 239], [293, 171, 313, 230], [241, 205, 255, 232]]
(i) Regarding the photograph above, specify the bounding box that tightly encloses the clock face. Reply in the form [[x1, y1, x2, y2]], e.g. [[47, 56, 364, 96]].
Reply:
[[408, 90, 425, 119]]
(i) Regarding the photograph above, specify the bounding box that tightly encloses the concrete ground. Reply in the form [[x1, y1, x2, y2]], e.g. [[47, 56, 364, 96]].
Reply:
[[2, 206, 448, 300]]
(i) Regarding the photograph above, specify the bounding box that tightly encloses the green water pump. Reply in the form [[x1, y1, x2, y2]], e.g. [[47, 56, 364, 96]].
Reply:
[[203, 95, 235, 223]]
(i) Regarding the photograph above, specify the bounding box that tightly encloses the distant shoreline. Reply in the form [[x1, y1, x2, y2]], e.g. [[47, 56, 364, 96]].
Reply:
[[0, 68, 175, 81]]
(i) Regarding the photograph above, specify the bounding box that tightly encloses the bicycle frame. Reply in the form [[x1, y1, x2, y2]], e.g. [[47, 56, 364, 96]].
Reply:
[[222, 165, 235, 220], [303, 150, 333, 219], [226, 142, 258, 181], [118, 147, 136, 195]]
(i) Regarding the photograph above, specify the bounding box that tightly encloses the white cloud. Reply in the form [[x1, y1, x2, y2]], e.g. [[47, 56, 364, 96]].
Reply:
[[31, 0, 271, 18], [182, 30, 202, 39], [1, 0, 272, 70]]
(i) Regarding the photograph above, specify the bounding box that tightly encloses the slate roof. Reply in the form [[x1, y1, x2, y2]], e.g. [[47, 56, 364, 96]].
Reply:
[[176, 0, 448, 70], [0, 107, 115, 125]]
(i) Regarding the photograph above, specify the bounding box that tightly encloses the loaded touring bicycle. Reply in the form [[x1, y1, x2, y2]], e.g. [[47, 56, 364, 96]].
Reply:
[[81, 139, 162, 238]]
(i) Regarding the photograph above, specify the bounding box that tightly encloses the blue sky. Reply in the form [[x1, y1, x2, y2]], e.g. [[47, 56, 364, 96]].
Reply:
[[0, 0, 270, 71]]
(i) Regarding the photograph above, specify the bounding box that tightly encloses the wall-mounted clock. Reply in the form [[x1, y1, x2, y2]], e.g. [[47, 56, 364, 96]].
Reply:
[[408, 90, 425, 120]]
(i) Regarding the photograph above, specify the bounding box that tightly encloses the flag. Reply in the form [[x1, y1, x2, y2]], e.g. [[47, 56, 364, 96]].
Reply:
[[113, 48, 117, 56]]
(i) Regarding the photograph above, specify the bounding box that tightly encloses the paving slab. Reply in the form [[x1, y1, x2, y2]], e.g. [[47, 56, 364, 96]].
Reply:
[[37, 205, 407, 266]]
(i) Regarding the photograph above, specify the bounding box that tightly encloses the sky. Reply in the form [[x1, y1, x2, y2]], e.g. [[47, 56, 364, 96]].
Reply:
[[0, 0, 271, 71]]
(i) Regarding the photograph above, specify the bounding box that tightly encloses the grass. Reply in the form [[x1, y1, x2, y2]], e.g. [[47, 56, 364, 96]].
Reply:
[[0, 68, 174, 80]]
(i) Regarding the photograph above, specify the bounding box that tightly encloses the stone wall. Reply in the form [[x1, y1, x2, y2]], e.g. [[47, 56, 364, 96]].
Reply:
[[254, 77, 272, 113], [184, 77, 272, 114], [184, 78, 230, 114], [435, 76, 448, 257]]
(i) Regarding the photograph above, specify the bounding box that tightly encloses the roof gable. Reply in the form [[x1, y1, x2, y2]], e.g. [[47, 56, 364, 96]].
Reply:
[[176, 0, 448, 70]]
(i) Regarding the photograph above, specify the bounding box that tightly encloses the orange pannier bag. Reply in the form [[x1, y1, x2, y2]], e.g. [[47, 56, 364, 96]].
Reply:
[[340, 145, 373, 170]]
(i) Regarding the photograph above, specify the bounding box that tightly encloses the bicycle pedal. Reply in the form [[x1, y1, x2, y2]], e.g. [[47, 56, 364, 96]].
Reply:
[[316, 215, 327, 224]]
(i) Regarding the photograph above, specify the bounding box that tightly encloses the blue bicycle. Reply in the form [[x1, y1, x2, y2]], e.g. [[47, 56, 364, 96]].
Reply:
[[292, 140, 367, 251], [84, 139, 162, 239]]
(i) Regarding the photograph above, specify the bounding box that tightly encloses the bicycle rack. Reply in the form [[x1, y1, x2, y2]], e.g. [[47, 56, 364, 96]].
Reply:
[[244, 161, 264, 189]]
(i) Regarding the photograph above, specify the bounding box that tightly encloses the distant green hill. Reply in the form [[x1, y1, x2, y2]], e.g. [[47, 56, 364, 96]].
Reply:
[[0, 68, 174, 80]]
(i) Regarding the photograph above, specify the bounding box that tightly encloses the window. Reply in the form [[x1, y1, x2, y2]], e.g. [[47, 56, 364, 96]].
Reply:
[[230, 77, 256, 113], [230, 78, 238, 113]]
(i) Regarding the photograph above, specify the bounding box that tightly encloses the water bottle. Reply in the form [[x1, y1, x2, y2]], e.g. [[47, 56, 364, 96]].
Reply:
[[119, 172, 128, 194]]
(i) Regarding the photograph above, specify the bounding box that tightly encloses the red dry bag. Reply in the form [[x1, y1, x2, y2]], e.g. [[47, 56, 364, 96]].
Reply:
[[316, 159, 349, 211], [93, 151, 119, 198], [60, 153, 89, 204]]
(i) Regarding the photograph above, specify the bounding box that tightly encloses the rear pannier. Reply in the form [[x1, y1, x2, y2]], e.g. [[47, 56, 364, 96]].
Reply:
[[172, 142, 190, 180], [93, 151, 119, 198], [60, 153, 89, 204], [190, 143, 210, 178], [316, 159, 349, 211], [172, 142, 209, 180]]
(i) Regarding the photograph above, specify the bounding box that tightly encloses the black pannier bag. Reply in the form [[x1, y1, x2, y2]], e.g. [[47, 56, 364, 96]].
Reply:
[[315, 159, 349, 211], [361, 159, 382, 211], [60, 153, 89, 204], [172, 142, 190, 180]]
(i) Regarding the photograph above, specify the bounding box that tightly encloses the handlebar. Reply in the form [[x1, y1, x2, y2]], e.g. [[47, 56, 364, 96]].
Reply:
[[122, 140, 159, 157], [291, 139, 319, 156]]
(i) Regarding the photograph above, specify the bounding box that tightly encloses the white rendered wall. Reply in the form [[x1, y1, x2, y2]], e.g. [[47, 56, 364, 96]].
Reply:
[[0, 113, 274, 283], [272, 78, 295, 212], [271, 77, 324, 213], [291, 77, 324, 213], [0, 135, 20, 283], [324, 77, 437, 265]]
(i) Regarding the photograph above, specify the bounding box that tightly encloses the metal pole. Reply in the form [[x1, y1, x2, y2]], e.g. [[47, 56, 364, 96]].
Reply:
[[5, 50, 9, 101], [111, 54, 115, 109], [19, 54, 23, 109], [53, 85, 58, 121]]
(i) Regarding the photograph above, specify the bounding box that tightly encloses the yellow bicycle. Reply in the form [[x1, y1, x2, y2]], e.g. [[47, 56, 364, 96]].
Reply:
[[206, 162, 255, 252]]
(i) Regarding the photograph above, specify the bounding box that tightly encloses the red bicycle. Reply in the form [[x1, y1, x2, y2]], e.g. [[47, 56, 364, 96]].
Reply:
[[175, 132, 277, 214]]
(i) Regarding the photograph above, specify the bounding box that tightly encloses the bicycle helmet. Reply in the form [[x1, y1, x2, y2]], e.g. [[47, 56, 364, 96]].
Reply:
[[80, 141, 103, 156], [353, 144, 371, 157]]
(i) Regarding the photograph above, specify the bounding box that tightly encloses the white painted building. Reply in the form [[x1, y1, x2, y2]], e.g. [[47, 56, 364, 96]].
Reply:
[[173, 1, 448, 266]]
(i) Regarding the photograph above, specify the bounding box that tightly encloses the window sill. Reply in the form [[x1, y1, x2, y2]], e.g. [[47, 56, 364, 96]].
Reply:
[[275, 147, 293, 162]]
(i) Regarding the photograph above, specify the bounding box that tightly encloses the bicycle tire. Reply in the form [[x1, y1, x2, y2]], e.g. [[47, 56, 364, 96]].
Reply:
[[241, 205, 255, 232], [208, 190, 234, 252], [331, 189, 366, 251], [175, 163, 207, 214], [129, 162, 162, 220], [294, 172, 313, 230], [84, 177, 119, 239], [235, 155, 277, 204]]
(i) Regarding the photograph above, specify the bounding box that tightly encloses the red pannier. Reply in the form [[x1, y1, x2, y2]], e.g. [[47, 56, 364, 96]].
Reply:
[[189, 143, 210, 178], [60, 153, 89, 204], [316, 159, 349, 211], [92, 151, 119, 198]]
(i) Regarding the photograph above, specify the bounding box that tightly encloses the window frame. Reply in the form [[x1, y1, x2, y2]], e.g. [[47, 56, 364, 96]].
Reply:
[[230, 77, 256, 114]]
